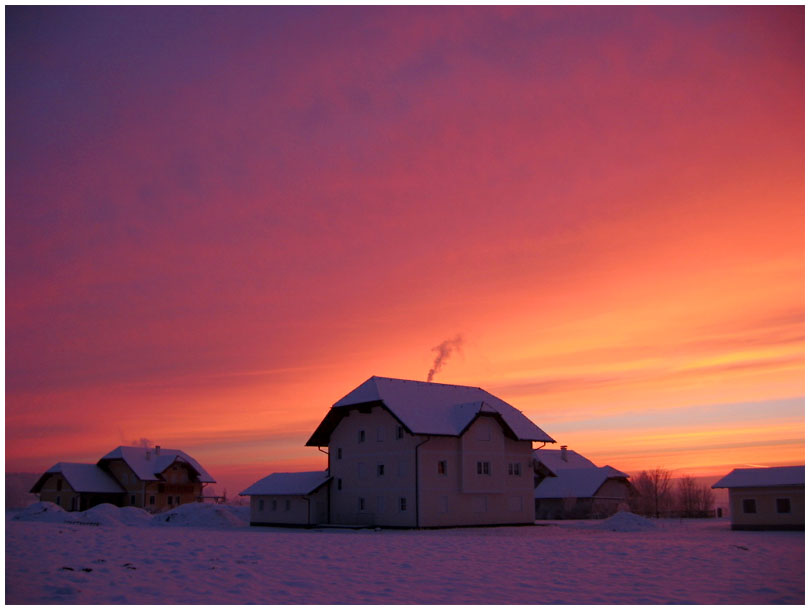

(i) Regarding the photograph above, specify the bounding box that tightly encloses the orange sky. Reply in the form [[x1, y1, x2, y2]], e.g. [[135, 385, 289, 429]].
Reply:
[[6, 6, 804, 495]]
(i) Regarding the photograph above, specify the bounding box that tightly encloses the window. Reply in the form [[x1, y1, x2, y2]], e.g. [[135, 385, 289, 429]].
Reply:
[[508, 462, 521, 476], [168, 496, 174, 506], [742, 499, 756, 514], [337, 447, 342, 460], [400, 497, 407, 511], [259, 499, 264, 511], [514, 462, 521, 476], [149, 495, 156, 505], [358, 430, 366, 443], [176, 496, 181, 506], [396, 426, 404, 440], [272, 499, 277, 511], [438, 460, 447, 475], [377, 464, 385, 477], [776, 498, 791, 514], [130, 495, 136, 505], [337, 478, 342, 491], [285, 500, 291, 511], [477, 461, 490, 475], [359, 497, 366, 511]]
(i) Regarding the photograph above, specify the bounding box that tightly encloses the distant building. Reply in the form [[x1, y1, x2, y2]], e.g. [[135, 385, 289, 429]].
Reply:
[[30, 445, 216, 512], [533, 446, 631, 519], [242, 376, 555, 527], [712, 466, 804, 530], [241, 471, 330, 526]]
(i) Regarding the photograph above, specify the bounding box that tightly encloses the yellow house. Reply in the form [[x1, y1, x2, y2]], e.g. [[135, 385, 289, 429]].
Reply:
[[712, 466, 804, 531]]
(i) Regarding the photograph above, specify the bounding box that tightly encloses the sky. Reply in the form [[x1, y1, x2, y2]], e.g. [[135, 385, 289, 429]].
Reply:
[[6, 6, 804, 496]]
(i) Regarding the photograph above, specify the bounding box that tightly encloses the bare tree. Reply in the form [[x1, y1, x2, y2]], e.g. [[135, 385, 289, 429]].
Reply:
[[631, 468, 672, 518], [678, 475, 700, 517]]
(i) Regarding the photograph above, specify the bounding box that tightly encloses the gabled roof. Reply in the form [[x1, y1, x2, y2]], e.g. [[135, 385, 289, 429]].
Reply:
[[306, 376, 554, 446], [712, 465, 804, 489], [240, 471, 331, 496], [30, 463, 125, 494], [534, 448, 597, 474], [98, 446, 216, 483], [534, 466, 629, 499]]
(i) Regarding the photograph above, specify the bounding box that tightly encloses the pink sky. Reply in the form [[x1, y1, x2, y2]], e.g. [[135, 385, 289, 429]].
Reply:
[[6, 6, 804, 495]]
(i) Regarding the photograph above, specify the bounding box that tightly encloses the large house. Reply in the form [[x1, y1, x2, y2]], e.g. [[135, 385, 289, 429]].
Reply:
[[712, 465, 804, 530], [242, 376, 555, 527], [533, 446, 631, 519], [30, 445, 216, 513]]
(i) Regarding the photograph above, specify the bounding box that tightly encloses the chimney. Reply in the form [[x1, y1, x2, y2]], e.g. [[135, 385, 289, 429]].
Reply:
[[155, 445, 161, 456], [145, 449, 151, 461], [561, 445, 568, 462]]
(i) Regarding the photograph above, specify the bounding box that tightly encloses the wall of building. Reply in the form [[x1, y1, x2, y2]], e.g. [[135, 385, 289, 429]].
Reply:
[[37, 474, 82, 511], [249, 486, 328, 525], [419, 416, 535, 527], [328, 406, 420, 527], [141, 463, 203, 513], [327, 406, 535, 527], [728, 486, 804, 530], [105, 460, 147, 508]]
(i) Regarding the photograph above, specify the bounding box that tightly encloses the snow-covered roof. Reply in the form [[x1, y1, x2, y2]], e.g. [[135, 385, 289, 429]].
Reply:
[[240, 471, 331, 496], [30, 463, 125, 494], [306, 376, 555, 445], [534, 448, 597, 474], [712, 465, 804, 489], [99, 446, 216, 483], [535, 466, 629, 499]]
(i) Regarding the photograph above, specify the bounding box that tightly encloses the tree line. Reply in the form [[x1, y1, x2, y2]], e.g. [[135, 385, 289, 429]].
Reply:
[[630, 468, 715, 518]]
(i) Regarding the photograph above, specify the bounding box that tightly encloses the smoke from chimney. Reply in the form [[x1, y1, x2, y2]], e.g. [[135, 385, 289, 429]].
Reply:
[[426, 334, 464, 382]]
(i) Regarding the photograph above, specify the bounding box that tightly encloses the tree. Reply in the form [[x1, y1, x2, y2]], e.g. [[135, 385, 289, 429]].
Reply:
[[631, 468, 672, 518], [676, 475, 715, 517]]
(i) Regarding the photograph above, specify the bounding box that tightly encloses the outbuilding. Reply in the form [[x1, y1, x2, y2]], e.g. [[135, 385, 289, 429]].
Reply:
[[240, 471, 331, 526], [29, 463, 124, 511], [712, 465, 804, 530]]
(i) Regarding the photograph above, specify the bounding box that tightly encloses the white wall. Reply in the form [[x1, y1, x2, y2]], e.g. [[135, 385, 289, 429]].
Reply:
[[328, 406, 536, 527], [249, 485, 328, 525]]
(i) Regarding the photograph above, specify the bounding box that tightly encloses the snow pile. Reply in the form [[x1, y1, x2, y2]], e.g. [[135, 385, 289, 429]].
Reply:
[[117, 506, 154, 527], [596, 511, 657, 532], [152, 502, 249, 529], [13, 501, 69, 524]]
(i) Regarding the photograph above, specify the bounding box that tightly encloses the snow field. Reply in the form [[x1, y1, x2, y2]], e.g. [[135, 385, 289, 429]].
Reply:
[[6, 505, 804, 604]]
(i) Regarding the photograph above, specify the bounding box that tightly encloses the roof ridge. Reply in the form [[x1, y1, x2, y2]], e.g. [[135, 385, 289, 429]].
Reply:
[[371, 375, 483, 390]]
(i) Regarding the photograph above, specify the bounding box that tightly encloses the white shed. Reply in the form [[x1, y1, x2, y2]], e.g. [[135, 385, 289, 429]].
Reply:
[[240, 471, 331, 526], [712, 465, 804, 530]]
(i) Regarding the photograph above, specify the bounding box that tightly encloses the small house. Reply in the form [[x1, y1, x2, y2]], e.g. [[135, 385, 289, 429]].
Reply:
[[240, 471, 331, 526], [712, 465, 804, 530], [534, 446, 631, 519]]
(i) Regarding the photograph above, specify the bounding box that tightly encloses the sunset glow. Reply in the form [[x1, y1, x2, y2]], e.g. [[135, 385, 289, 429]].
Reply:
[[6, 6, 804, 495]]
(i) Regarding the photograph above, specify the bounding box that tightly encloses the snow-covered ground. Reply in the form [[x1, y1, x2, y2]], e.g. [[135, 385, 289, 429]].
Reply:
[[6, 503, 804, 604]]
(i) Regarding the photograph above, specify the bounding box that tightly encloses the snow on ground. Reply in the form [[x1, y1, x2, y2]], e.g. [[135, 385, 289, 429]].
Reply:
[[6, 504, 804, 604]]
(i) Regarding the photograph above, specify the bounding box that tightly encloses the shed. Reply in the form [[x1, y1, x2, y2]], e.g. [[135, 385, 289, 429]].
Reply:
[[712, 465, 804, 530], [240, 471, 331, 526]]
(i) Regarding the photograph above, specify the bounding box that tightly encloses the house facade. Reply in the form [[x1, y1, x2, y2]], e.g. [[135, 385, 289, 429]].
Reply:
[[712, 465, 804, 530], [302, 376, 555, 527], [533, 446, 631, 519], [30, 445, 216, 512]]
